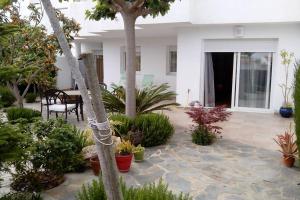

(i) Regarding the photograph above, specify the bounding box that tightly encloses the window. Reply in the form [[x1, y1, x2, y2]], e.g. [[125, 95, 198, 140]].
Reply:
[[121, 46, 141, 72], [167, 46, 177, 73]]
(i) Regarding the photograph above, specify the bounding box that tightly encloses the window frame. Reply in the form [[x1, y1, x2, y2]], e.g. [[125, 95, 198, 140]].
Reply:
[[121, 46, 141, 72], [166, 45, 177, 75]]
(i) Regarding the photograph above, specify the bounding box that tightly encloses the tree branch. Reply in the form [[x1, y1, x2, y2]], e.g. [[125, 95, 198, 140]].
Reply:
[[111, 0, 128, 12], [129, 0, 145, 12], [21, 70, 40, 98], [134, 7, 151, 18]]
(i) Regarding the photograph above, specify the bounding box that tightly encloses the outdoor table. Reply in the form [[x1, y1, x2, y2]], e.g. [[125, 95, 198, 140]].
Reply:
[[63, 90, 90, 121]]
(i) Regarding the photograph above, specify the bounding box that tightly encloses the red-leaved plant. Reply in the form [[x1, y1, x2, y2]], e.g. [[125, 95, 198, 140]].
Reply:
[[186, 105, 231, 135], [274, 125, 298, 158]]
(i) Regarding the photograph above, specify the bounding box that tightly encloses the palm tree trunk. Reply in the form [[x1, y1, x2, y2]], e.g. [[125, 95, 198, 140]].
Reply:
[[40, 1, 123, 199], [122, 14, 137, 118]]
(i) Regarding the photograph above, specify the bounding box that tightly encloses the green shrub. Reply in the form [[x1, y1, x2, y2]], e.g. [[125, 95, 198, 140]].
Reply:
[[76, 177, 191, 200], [25, 93, 37, 103], [10, 118, 87, 192], [102, 84, 178, 115], [191, 127, 216, 146], [30, 119, 87, 174], [294, 61, 300, 158], [6, 107, 41, 123], [0, 122, 25, 171], [0, 192, 42, 200], [110, 114, 133, 136], [135, 113, 174, 147], [0, 86, 16, 107]]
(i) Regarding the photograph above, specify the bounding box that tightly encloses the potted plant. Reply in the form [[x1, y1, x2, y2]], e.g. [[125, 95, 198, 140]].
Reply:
[[128, 126, 143, 146], [274, 125, 298, 167], [115, 140, 134, 172], [279, 50, 294, 118], [133, 145, 145, 162], [89, 156, 101, 176]]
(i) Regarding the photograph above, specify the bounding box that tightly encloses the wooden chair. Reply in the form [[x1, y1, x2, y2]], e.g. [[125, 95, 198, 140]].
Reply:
[[44, 89, 79, 121]]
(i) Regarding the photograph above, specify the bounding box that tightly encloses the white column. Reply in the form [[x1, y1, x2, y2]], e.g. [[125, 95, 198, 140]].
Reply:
[[176, 29, 203, 106], [74, 40, 82, 59]]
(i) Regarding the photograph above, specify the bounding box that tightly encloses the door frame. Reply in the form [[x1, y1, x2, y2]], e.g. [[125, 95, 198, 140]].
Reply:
[[231, 52, 273, 112], [204, 52, 274, 112]]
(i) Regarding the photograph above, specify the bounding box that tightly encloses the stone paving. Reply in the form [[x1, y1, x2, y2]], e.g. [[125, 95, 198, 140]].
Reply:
[[2, 104, 300, 200]]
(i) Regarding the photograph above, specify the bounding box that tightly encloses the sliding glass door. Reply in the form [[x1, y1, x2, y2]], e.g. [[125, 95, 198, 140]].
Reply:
[[234, 52, 272, 109]]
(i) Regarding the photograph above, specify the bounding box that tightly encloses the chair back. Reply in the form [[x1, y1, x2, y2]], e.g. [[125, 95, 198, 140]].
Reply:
[[142, 74, 154, 88], [99, 82, 107, 90], [44, 89, 73, 105]]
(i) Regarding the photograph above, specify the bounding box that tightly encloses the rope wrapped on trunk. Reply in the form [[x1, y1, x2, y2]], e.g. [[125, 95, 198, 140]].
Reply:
[[88, 118, 113, 146]]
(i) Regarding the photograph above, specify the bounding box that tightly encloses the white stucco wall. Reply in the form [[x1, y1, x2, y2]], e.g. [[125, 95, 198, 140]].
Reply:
[[103, 37, 177, 91], [176, 24, 300, 111], [190, 0, 300, 24], [56, 56, 72, 90]]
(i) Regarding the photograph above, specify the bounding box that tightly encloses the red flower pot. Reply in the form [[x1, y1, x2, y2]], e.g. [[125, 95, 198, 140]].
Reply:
[[283, 156, 295, 168], [115, 154, 133, 173], [90, 156, 101, 176]]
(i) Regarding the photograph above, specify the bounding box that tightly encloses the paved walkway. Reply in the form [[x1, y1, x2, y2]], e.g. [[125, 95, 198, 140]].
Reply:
[[42, 108, 300, 200], [2, 104, 300, 199]]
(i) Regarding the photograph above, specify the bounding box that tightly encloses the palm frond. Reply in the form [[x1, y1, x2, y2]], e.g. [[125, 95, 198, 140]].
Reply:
[[102, 83, 178, 115]]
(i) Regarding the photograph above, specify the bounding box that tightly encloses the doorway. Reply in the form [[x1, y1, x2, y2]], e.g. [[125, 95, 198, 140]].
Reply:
[[95, 55, 104, 83], [204, 52, 273, 110], [204, 52, 234, 108]]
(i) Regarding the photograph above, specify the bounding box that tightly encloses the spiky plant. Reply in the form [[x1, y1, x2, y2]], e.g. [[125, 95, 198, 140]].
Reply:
[[102, 84, 178, 115]]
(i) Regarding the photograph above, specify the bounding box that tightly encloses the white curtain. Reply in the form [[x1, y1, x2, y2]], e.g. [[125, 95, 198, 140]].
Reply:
[[238, 53, 269, 108], [204, 53, 215, 107]]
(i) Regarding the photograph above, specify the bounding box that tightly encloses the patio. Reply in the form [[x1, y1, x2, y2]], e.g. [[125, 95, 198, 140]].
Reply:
[[17, 103, 299, 200]]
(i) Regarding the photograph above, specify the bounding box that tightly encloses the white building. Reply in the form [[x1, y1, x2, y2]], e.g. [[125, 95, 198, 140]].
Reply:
[[27, 0, 300, 113]]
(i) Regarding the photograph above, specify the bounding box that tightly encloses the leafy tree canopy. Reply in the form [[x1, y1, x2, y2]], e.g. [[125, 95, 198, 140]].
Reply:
[[0, 2, 80, 107], [85, 0, 176, 20]]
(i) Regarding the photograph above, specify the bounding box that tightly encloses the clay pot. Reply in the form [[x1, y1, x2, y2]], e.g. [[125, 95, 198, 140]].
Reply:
[[115, 154, 133, 173], [283, 156, 295, 167], [90, 156, 101, 176]]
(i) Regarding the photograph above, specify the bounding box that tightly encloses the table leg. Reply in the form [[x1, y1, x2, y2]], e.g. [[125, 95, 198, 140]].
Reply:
[[80, 97, 84, 121]]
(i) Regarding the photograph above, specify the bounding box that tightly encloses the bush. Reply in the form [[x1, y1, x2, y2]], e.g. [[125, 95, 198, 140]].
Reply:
[[294, 61, 300, 158], [10, 118, 87, 192], [192, 127, 216, 146], [6, 107, 41, 123], [0, 122, 25, 171], [110, 114, 133, 136], [0, 192, 42, 200], [186, 106, 231, 145], [76, 177, 191, 200], [0, 86, 16, 107], [30, 119, 87, 173], [102, 84, 178, 115], [25, 93, 37, 103], [135, 113, 174, 147]]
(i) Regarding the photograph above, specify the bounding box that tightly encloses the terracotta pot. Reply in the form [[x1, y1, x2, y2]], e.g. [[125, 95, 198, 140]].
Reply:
[[115, 154, 133, 173], [90, 156, 101, 176], [283, 156, 295, 167]]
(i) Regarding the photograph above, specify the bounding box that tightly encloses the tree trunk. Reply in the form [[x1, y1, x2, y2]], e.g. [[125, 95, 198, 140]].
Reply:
[[12, 82, 23, 108], [40, 1, 123, 200], [84, 54, 122, 198], [122, 14, 137, 118]]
